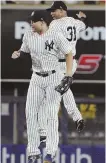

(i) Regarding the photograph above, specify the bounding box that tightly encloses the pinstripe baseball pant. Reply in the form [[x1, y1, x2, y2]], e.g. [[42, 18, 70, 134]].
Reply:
[[25, 71, 64, 157], [63, 88, 82, 121], [38, 60, 82, 137], [38, 88, 82, 137]]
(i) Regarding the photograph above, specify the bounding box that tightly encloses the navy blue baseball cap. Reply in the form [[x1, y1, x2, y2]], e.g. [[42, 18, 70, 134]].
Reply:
[[29, 10, 52, 26], [30, 10, 45, 22], [46, 1, 67, 11]]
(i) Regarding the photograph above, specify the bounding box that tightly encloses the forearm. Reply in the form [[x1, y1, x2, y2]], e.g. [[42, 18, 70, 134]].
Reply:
[[65, 52, 73, 76], [11, 50, 30, 59], [19, 50, 30, 58], [20, 50, 30, 55], [79, 17, 88, 28]]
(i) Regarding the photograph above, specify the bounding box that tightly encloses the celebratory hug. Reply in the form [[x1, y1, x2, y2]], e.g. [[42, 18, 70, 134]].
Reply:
[[12, 1, 88, 163]]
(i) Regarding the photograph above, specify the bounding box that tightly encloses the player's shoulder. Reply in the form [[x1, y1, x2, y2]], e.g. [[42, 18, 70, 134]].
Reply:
[[49, 19, 60, 28], [61, 16, 75, 22], [23, 29, 34, 37], [50, 19, 57, 25]]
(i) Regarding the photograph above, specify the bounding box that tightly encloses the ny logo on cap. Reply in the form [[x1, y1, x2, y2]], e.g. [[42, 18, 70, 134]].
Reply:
[[51, 2, 54, 7], [31, 11, 35, 16]]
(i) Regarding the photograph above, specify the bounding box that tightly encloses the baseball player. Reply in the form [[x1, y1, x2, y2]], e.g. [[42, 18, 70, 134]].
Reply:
[[38, 1, 88, 141], [12, 10, 74, 163], [48, 0, 88, 126], [48, 1, 88, 124]]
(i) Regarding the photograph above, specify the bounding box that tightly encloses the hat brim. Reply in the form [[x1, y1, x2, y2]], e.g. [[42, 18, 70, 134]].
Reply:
[[46, 7, 56, 11]]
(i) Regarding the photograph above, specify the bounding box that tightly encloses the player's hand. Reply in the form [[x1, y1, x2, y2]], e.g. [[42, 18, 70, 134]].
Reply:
[[76, 11, 86, 19], [11, 51, 20, 59]]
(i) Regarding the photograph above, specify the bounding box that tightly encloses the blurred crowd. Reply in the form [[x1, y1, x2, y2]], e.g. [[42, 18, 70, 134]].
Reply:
[[1, 0, 106, 5]]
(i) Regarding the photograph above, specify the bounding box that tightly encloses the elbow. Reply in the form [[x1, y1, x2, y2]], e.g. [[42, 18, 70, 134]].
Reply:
[[67, 51, 73, 56]]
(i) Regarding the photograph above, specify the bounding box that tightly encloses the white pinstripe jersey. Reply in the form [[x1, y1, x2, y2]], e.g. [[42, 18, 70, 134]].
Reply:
[[49, 17, 86, 58], [20, 29, 73, 72]]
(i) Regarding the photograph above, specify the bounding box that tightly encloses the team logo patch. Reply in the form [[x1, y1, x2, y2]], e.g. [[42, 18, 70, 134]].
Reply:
[[45, 40, 54, 51]]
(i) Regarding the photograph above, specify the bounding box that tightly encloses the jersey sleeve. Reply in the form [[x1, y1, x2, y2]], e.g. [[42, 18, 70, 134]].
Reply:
[[20, 31, 30, 53], [75, 19, 86, 32], [56, 32, 73, 55]]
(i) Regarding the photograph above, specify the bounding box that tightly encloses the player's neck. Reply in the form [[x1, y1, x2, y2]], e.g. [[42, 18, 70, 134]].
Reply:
[[60, 13, 67, 18], [37, 26, 48, 35], [42, 25, 49, 33]]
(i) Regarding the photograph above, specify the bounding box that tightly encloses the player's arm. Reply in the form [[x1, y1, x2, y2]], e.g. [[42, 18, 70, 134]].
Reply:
[[76, 11, 88, 28], [56, 32, 73, 76], [65, 52, 73, 76], [74, 11, 88, 32], [11, 31, 30, 59], [55, 33, 74, 95], [49, 20, 61, 32], [11, 50, 30, 59]]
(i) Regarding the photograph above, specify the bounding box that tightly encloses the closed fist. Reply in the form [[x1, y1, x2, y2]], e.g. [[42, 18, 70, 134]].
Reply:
[[11, 51, 20, 59], [76, 11, 86, 19]]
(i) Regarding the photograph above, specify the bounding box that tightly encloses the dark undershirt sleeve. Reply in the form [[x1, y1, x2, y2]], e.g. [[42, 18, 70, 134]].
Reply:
[[19, 51, 30, 58]]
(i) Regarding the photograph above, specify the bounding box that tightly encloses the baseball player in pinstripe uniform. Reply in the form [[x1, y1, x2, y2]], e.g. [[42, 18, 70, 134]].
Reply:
[[48, 0, 88, 129], [38, 1, 87, 141], [12, 10, 74, 163]]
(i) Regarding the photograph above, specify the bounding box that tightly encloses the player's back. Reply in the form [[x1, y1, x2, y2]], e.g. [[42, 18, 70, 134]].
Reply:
[[49, 17, 86, 57]]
